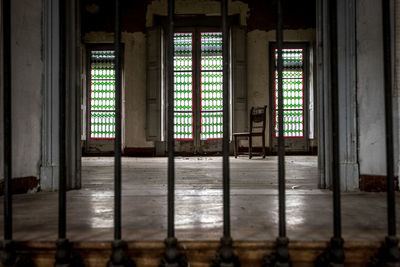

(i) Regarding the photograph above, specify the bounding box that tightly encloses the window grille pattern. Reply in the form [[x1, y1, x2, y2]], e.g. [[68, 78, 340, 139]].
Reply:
[[89, 50, 116, 139], [174, 33, 193, 139], [201, 32, 223, 140], [91, 112, 116, 138], [274, 48, 304, 138]]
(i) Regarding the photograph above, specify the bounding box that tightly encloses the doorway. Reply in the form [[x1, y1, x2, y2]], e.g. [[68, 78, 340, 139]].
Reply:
[[173, 29, 225, 154], [85, 47, 116, 154], [269, 42, 310, 153]]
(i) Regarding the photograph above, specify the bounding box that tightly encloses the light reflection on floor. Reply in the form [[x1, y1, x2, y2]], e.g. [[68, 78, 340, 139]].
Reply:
[[175, 195, 223, 230], [286, 194, 305, 226], [3, 156, 398, 242], [88, 193, 114, 228]]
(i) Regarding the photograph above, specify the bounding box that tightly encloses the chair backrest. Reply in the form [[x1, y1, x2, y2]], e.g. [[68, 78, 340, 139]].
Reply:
[[249, 105, 267, 134]]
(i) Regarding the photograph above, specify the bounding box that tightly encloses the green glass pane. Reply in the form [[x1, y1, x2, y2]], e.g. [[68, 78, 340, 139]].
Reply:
[[90, 50, 116, 139], [274, 48, 305, 138]]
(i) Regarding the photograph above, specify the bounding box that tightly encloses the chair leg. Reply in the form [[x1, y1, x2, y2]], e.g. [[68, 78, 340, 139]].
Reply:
[[262, 134, 266, 158], [234, 136, 238, 158], [249, 136, 252, 159]]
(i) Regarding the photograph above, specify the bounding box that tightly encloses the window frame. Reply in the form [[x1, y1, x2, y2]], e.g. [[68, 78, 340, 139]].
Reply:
[[165, 27, 229, 153], [146, 16, 247, 155], [269, 41, 310, 152], [84, 43, 125, 154]]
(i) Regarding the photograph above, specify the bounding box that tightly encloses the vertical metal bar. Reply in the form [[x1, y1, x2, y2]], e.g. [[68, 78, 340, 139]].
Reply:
[[382, 0, 396, 238], [160, 1, 188, 265], [375, 0, 400, 263], [108, 2, 135, 265], [316, 1, 344, 265], [329, 0, 341, 240], [58, 0, 67, 241], [55, 1, 83, 265], [111, 3, 138, 261], [167, 0, 175, 239], [107, 2, 137, 265], [211, 2, 239, 265], [377, 0, 400, 264], [276, 0, 286, 239], [367, 1, 399, 265], [3, 0, 12, 242], [114, 0, 122, 241], [316, 0, 326, 189], [211, 1, 239, 265], [263, 2, 290, 266], [222, 0, 230, 239]]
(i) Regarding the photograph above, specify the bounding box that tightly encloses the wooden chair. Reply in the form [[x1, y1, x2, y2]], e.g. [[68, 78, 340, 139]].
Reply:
[[233, 105, 267, 159]]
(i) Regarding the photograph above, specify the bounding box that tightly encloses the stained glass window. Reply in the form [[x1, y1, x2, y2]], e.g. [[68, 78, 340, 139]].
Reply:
[[89, 50, 116, 139], [200, 32, 223, 140], [172, 32, 224, 141], [274, 48, 304, 138], [174, 33, 193, 139]]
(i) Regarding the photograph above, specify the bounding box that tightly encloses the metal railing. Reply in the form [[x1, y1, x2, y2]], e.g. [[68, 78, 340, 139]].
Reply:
[[262, 1, 290, 266], [107, 0, 136, 266], [159, 0, 188, 265], [211, 0, 240, 266], [1, 0, 399, 266], [315, 0, 344, 264], [369, 0, 400, 265], [54, 0, 82, 264]]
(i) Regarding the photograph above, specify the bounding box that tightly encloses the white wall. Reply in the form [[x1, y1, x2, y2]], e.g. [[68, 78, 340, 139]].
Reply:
[[0, 0, 42, 181], [357, 0, 387, 176]]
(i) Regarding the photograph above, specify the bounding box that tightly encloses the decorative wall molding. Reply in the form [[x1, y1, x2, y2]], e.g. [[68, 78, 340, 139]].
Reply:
[[41, 0, 60, 190], [317, 0, 359, 191]]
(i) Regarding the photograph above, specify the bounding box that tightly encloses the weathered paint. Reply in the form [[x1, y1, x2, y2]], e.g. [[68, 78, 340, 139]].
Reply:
[[123, 32, 154, 148], [0, 0, 43, 181], [84, 32, 154, 149], [356, 0, 386, 176]]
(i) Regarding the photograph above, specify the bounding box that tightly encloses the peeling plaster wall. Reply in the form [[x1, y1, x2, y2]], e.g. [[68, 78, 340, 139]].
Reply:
[[0, 0, 42, 180], [13, 0, 42, 179], [247, 29, 316, 148], [123, 33, 151, 148], [357, 0, 386, 176], [84, 32, 153, 148]]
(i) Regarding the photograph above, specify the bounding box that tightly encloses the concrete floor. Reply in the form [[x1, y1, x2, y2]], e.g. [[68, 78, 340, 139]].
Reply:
[[0, 156, 399, 242]]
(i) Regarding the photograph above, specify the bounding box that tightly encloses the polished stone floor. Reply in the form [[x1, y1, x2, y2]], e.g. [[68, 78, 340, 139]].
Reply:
[[0, 156, 399, 242]]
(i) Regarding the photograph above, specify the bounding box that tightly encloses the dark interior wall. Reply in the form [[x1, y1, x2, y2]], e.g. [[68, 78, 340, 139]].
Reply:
[[247, 0, 316, 31], [82, 0, 148, 34], [81, 0, 316, 35]]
